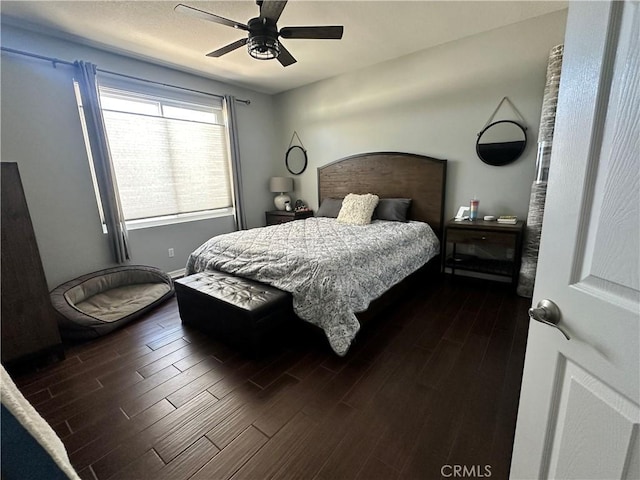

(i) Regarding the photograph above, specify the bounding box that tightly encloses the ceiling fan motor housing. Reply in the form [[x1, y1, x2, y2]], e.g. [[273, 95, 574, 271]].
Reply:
[[247, 17, 280, 59]]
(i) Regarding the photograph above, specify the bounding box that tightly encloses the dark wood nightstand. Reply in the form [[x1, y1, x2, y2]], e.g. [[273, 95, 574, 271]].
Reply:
[[443, 218, 525, 287], [265, 210, 314, 226]]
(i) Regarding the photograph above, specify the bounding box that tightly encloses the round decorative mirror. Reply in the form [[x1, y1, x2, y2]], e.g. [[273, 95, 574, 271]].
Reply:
[[476, 120, 527, 166], [285, 145, 308, 175]]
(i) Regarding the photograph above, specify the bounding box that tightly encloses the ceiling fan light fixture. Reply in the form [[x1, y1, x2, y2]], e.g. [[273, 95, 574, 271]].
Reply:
[[247, 35, 280, 60], [176, 3, 344, 67]]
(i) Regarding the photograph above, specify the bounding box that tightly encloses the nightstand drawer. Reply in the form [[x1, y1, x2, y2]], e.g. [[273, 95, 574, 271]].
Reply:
[[265, 210, 314, 226], [447, 228, 516, 247], [267, 216, 292, 226]]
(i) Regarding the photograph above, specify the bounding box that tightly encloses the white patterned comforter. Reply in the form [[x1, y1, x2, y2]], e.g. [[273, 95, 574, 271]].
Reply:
[[186, 217, 439, 355]]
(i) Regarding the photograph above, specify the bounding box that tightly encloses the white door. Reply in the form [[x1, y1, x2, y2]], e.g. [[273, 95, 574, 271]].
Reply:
[[511, 1, 639, 479]]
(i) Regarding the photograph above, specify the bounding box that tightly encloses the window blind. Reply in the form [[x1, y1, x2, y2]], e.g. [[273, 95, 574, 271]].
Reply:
[[99, 87, 232, 222]]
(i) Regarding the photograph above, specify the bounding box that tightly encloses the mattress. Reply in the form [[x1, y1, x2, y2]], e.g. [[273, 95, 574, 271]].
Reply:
[[186, 217, 439, 355]]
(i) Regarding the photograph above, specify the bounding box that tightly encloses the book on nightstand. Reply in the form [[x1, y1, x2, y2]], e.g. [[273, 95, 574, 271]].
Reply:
[[497, 216, 517, 224]]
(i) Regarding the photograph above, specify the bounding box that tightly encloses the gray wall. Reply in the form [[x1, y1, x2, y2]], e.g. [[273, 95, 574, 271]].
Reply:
[[1, 24, 277, 288], [273, 10, 568, 221], [1, 11, 567, 289]]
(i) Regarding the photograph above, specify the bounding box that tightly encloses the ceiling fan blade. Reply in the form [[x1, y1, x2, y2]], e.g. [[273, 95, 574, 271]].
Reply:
[[277, 43, 297, 67], [259, 0, 288, 22], [206, 38, 248, 57], [175, 4, 248, 31], [279, 26, 344, 39]]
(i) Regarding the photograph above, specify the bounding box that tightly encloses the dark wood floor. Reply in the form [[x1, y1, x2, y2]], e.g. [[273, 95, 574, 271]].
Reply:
[[10, 276, 530, 480]]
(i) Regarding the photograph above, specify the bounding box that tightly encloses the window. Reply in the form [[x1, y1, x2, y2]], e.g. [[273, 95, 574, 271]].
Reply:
[[78, 81, 234, 229]]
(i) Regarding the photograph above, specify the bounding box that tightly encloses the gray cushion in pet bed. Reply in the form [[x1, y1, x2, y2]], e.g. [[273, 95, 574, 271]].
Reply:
[[50, 265, 174, 340]]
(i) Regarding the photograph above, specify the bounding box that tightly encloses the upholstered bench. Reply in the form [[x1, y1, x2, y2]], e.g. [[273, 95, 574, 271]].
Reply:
[[175, 271, 295, 354]]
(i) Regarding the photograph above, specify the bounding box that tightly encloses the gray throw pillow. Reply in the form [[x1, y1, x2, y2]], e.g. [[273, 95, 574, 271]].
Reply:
[[373, 198, 412, 222], [316, 198, 343, 218]]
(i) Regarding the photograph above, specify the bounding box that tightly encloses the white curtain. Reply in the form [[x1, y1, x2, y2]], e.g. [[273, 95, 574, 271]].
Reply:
[[224, 95, 247, 230], [74, 61, 130, 263]]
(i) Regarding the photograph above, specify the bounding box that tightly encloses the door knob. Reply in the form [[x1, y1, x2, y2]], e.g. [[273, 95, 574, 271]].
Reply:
[[528, 299, 570, 340]]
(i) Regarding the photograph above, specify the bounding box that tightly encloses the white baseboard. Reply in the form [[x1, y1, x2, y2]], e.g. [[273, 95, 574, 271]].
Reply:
[[168, 268, 186, 279]]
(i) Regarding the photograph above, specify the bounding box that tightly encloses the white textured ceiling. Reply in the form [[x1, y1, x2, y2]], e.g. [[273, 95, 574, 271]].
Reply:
[[0, 1, 567, 94]]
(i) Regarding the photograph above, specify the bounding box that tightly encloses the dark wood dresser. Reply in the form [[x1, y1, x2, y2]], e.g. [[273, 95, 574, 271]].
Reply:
[[1, 163, 63, 364]]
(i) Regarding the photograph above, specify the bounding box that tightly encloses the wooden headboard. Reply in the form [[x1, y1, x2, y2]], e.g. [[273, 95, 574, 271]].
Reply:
[[318, 152, 447, 239]]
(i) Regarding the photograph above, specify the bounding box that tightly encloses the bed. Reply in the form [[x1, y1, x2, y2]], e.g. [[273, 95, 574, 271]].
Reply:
[[186, 152, 447, 355]]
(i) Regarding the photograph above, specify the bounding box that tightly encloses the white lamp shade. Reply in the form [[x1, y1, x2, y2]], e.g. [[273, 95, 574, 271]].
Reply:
[[269, 176, 293, 193]]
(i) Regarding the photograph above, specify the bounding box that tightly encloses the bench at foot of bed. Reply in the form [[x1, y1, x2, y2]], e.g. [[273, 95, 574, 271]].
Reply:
[[175, 271, 296, 355]]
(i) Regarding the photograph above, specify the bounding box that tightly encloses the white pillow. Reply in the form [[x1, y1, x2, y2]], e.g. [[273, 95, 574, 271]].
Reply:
[[336, 193, 379, 225]]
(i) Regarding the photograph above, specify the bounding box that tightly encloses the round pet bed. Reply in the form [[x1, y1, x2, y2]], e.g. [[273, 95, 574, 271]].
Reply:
[[50, 265, 174, 340]]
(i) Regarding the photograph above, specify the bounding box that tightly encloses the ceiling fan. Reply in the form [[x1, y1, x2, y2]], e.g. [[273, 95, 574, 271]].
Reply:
[[175, 1, 344, 67]]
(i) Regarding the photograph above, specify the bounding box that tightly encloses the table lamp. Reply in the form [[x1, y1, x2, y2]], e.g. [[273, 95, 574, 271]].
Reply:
[[269, 176, 293, 210]]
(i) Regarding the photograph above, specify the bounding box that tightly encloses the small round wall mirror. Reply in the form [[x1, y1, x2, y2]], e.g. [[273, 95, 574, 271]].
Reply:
[[285, 145, 307, 175], [476, 120, 527, 166]]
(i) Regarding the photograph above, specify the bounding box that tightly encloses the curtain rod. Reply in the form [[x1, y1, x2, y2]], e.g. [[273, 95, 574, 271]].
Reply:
[[0, 46, 251, 105]]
